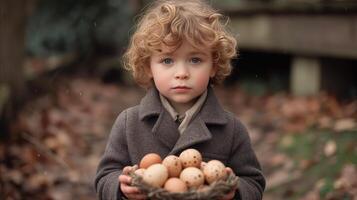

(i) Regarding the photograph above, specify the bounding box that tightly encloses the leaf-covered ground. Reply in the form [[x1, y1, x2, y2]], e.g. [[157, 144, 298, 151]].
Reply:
[[1, 76, 356, 200]]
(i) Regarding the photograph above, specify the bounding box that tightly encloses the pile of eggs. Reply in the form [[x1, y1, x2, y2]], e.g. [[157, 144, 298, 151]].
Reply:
[[134, 149, 228, 193]]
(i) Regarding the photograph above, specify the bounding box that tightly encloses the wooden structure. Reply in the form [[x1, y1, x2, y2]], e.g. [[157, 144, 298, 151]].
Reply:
[[223, 1, 357, 95]]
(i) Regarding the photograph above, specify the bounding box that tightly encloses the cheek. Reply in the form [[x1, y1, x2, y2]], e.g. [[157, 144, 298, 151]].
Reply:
[[152, 71, 169, 83], [151, 71, 171, 89], [193, 74, 210, 89], [153, 77, 166, 88]]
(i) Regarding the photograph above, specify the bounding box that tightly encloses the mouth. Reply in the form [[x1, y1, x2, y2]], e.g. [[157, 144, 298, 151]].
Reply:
[[172, 86, 191, 92], [172, 86, 191, 89]]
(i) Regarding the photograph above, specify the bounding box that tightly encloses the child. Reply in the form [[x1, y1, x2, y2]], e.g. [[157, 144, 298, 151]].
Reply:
[[94, 0, 265, 199]]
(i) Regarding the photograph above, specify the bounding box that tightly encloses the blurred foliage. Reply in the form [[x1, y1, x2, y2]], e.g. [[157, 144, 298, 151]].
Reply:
[[0, 85, 10, 114], [276, 130, 356, 199], [26, 0, 135, 57], [25, 0, 357, 57], [212, 0, 357, 12]]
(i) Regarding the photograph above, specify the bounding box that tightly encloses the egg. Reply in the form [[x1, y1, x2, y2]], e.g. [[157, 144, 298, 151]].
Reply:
[[162, 155, 182, 177], [164, 177, 188, 193], [203, 160, 227, 184], [200, 161, 207, 171], [179, 149, 202, 168], [179, 167, 204, 189], [139, 153, 162, 169], [142, 164, 168, 187]]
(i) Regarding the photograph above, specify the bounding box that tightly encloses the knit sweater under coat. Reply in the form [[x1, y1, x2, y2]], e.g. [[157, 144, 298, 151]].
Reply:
[[94, 86, 266, 200]]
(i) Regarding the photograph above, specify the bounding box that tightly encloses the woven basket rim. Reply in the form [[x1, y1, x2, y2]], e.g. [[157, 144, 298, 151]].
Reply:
[[129, 171, 238, 200]]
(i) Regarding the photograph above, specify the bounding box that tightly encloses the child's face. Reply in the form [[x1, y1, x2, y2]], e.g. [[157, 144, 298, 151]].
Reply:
[[149, 40, 216, 110]]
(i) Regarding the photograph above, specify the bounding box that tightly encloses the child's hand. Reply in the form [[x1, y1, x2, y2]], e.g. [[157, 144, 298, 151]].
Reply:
[[220, 167, 238, 200], [119, 165, 146, 200]]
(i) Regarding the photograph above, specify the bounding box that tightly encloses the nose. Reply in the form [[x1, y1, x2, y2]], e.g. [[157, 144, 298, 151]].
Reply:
[[175, 63, 189, 80]]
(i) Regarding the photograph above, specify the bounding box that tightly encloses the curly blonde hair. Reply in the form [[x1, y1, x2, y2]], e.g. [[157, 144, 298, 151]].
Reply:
[[123, 0, 237, 88]]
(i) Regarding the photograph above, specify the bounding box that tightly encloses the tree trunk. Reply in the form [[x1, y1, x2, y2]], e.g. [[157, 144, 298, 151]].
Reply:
[[0, 0, 26, 136]]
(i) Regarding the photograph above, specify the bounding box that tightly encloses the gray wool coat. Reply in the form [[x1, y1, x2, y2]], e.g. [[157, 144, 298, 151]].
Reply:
[[94, 86, 265, 200]]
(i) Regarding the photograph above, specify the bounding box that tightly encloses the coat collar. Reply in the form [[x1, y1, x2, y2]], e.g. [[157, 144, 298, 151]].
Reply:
[[138, 86, 228, 154], [139, 86, 227, 124], [139, 87, 163, 121]]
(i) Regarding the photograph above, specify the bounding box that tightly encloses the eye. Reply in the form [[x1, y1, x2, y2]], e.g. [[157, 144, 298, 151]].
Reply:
[[190, 57, 202, 64], [161, 58, 173, 65]]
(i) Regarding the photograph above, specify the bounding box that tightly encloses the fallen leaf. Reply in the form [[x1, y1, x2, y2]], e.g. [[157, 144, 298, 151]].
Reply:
[[270, 153, 287, 167], [317, 116, 333, 129], [324, 140, 337, 157], [280, 135, 294, 148], [267, 169, 301, 189], [334, 118, 356, 132], [299, 159, 316, 170]]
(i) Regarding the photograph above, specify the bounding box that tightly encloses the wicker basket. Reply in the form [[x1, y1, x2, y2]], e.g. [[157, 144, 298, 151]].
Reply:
[[125, 172, 239, 200]]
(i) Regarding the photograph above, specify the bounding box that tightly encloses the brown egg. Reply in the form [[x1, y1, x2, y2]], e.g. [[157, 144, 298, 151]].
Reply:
[[179, 149, 202, 168], [162, 155, 182, 177], [200, 161, 207, 171], [179, 167, 204, 189], [164, 177, 188, 193], [142, 164, 168, 188], [203, 160, 227, 184], [140, 153, 162, 169]]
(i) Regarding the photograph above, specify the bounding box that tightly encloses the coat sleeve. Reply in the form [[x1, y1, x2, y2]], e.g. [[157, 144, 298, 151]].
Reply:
[[230, 118, 266, 200], [94, 110, 131, 200]]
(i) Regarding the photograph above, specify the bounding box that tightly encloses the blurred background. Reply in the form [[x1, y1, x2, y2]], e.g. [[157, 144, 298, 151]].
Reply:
[[1, 0, 356, 199]]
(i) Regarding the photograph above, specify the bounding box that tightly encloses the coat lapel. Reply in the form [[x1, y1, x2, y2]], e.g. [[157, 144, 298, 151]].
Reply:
[[170, 87, 228, 155], [170, 116, 212, 155], [152, 109, 180, 150], [139, 86, 228, 154], [139, 88, 180, 150]]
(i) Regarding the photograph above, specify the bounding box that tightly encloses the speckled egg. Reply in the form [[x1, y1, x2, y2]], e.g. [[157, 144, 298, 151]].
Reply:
[[203, 160, 227, 184], [200, 161, 207, 171], [179, 167, 204, 189], [179, 149, 202, 168], [139, 153, 162, 169], [142, 164, 168, 188], [162, 155, 182, 177], [164, 177, 188, 193]]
